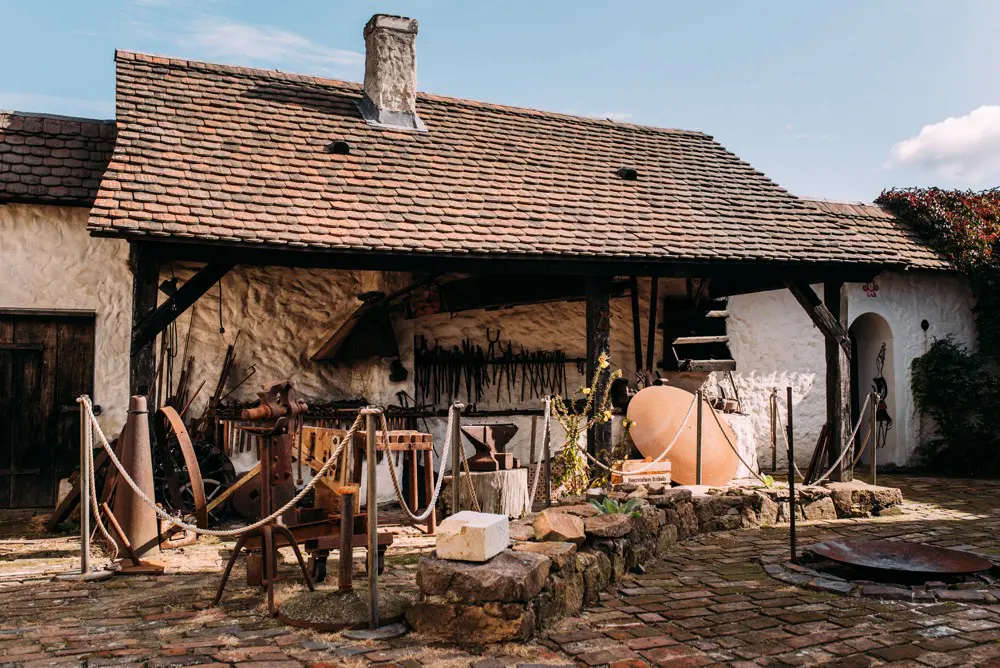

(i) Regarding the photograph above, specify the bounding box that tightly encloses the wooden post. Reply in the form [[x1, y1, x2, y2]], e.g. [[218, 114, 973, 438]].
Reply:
[[422, 449, 435, 534], [871, 391, 879, 486], [629, 276, 643, 373], [786, 386, 796, 563], [645, 274, 659, 373], [79, 400, 90, 575], [364, 411, 379, 630], [129, 243, 159, 399], [338, 488, 355, 590], [824, 282, 852, 482], [543, 399, 552, 509], [770, 390, 778, 472], [451, 405, 462, 515], [695, 390, 703, 485], [586, 276, 612, 459]]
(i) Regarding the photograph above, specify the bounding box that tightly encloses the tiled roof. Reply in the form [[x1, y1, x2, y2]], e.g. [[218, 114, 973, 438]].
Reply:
[[0, 111, 115, 206], [89, 51, 908, 267], [803, 199, 950, 270]]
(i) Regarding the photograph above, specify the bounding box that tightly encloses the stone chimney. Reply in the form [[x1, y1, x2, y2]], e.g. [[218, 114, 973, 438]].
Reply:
[[358, 14, 425, 131]]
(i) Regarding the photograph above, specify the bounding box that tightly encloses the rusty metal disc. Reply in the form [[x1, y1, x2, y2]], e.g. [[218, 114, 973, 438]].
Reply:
[[808, 539, 993, 575], [156, 406, 208, 529]]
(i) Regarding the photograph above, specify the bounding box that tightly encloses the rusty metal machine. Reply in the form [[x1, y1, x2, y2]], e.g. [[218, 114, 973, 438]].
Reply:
[[212, 381, 315, 614]]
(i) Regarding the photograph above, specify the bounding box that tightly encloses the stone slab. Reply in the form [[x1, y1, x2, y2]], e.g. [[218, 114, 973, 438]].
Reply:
[[436, 511, 509, 562]]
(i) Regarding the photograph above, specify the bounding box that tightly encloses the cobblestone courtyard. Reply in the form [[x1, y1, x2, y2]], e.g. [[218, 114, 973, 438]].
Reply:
[[2, 475, 999, 667]]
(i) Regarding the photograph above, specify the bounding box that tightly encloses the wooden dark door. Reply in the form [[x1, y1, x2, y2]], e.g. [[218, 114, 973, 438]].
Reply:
[[0, 312, 95, 508]]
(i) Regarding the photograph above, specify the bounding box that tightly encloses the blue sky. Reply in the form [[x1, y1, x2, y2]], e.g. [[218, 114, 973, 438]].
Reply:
[[2, 1, 999, 202]]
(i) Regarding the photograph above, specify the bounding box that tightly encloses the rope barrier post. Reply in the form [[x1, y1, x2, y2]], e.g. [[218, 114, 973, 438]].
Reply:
[[451, 404, 462, 515], [695, 390, 704, 485], [770, 390, 778, 473], [786, 386, 797, 564], [871, 391, 879, 486], [543, 398, 552, 508], [364, 409, 379, 630], [80, 398, 91, 576]]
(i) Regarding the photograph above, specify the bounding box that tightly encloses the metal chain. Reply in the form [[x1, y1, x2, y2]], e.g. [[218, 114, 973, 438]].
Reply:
[[79, 395, 357, 537], [574, 394, 697, 475], [381, 404, 461, 522]]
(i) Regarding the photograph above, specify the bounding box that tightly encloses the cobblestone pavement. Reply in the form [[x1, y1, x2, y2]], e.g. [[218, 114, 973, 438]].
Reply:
[[1, 475, 999, 667]]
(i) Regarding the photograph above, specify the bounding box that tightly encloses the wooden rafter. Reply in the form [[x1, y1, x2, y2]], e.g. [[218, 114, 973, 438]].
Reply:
[[784, 281, 852, 359]]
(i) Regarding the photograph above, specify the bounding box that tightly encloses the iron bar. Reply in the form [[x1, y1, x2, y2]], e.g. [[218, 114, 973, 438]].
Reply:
[[80, 399, 90, 575], [695, 390, 703, 485], [339, 489, 355, 590], [786, 386, 796, 563], [365, 410, 379, 630], [451, 405, 462, 515]]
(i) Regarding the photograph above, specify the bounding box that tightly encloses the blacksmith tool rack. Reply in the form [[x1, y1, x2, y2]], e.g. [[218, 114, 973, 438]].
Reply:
[[414, 329, 586, 407]]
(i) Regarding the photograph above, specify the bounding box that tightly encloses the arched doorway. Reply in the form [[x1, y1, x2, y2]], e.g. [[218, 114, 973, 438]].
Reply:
[[849, 312, 896, 465]]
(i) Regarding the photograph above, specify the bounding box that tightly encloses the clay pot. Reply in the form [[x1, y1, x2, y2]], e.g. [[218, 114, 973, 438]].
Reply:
[[626, 385, 739, 486]]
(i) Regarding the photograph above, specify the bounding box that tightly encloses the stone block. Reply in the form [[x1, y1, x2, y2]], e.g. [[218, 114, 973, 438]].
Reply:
[[436, 511, 509, 562], [533, 571, 585, 627], [509, 520, 535, 542], [417, 550, 551, 603], [406, 600, 534, 644], [825, 481, 903, 518], [692, 494, 746, 532], [647, 488, 693, 508], [577, 549, 611, 605], [556, 503, 600, 518], [513, 541, 577, 571], [533, 509, 585, 544], [798, 496, 838, 521], [584, 513, 633, 538]]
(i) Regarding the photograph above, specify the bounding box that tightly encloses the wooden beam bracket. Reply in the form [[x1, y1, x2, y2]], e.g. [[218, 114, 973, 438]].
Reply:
[[784, 281, 852, 359], [132, 262, 234, 351]]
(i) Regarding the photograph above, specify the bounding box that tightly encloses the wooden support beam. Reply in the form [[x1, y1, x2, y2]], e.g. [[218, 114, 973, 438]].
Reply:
[[129, 243, 159, 398], [132, 262, 233, 351], [629, 276, 643, 373], [585, 276, 612, 459], [824, 282, 852, 482], [784, 281, 852, 359]]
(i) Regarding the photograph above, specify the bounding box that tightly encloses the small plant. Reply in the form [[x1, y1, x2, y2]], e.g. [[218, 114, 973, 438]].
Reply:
[[589, 497, 643, 518], [759, 474, 775, 489], [551, 353, 623, 495]]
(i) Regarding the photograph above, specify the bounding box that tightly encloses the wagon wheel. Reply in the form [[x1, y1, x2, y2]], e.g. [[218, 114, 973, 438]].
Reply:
[[153, 407, 234, 527]]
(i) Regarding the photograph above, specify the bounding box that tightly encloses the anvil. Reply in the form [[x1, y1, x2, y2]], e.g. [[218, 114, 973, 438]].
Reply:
[[461, 424, 519, 471]]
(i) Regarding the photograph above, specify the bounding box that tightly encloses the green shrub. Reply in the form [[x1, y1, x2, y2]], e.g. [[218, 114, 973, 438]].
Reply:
[[911, 338, 1000, 476]]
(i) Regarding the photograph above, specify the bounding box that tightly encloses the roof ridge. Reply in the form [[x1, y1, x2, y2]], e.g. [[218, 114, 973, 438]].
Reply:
[[0, 110, 114, 124], [114, 49, 708, 139]]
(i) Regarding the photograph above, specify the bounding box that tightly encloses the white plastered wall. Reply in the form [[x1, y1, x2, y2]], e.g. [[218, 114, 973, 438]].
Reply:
[[724, 271, 977, 468], [0, 203, 131, 435]]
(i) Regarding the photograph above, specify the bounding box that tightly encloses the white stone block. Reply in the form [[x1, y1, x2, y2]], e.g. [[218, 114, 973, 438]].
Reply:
[[436, 511, 509, 562]]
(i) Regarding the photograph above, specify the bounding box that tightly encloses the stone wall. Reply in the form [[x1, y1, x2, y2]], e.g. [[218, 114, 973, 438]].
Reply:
[[407, 480, 903, 643]]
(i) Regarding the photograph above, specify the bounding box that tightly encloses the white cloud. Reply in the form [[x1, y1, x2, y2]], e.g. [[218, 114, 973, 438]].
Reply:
[[0, 92, 114, 118], [888, 105, 1000, 182], [180, 17, 363, 78]]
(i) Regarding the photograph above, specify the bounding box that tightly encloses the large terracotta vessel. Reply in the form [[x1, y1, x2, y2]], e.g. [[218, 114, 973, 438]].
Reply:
[[626, 385, 739, 486]]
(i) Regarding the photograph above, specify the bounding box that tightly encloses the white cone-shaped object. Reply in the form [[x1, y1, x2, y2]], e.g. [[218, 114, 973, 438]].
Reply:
[[112, 396, 160, 556]]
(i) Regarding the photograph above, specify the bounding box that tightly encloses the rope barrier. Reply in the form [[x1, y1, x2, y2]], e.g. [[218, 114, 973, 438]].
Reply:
[[572, 394, 698, 475], [78, 395, 358, 537], [810, 393, 871, 485], [773, 402, 806, 481], [79, 398, 119, 567], [457, 426, 482, 513], [382, 404, 462, 523], [705, 400, 770, 484]]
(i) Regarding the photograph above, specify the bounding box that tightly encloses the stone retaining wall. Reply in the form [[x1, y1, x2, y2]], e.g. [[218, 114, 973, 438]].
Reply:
[[406, 481, 902, 644]]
